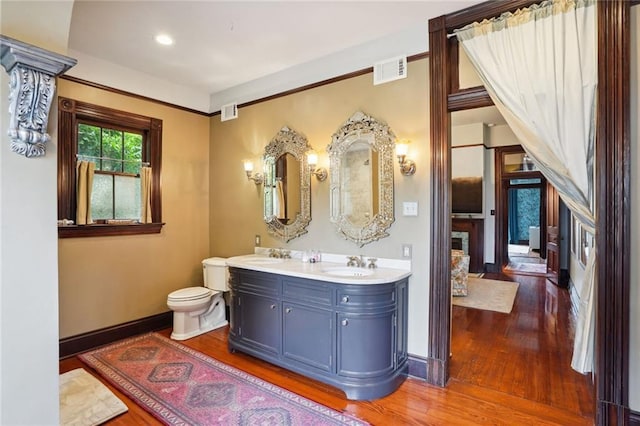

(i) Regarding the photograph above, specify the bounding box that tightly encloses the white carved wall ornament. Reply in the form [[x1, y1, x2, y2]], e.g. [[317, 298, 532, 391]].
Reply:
[[0, 35, 76, 158]]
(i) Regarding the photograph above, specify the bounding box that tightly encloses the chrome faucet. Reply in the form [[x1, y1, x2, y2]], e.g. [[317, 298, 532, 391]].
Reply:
[[269, 248, 291, 259], [346, 255, 366, 268]]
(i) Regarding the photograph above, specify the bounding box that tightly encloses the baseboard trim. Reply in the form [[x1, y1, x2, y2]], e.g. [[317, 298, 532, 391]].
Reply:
[[407, 354, 428, 379], [630, 409, 640, 425], [425, 356, 447, 387], [59, 311, 173, 359], [484, 263, 499, 273]]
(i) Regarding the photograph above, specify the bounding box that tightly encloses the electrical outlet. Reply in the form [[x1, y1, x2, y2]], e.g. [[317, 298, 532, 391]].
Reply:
[[255, 235, 261, 246], [402, 244, 412, 258]]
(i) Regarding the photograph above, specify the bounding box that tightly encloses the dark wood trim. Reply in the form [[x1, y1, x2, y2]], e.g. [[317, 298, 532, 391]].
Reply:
[[149, 118, 163, 223], [58, 222, 164, 238], [630, 410, 640, 426], [494, 146, 508, 270], [59, 75, 210, 117], [430, 1, 632, 423], [427, 14, 451, 388], [448, 86, 493, 111], [59, 311, 173, 359], [452, 218, 484, 273], [595, 1, 631, 424], [57, 97, 163, 236], [451, 142, 487, 149], [223, 52, 430, 115], [495, 146, 548, 267], [448, 37, 460, 93], [444, 1, 541, 31], [407, 354, 428, 379]]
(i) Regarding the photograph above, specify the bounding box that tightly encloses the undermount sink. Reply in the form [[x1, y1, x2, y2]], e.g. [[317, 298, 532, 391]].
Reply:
[[241, 256, 284, 264], [321, 267, 374, 278]]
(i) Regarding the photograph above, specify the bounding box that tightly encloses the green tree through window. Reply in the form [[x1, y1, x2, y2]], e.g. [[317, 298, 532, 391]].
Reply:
[[77, 123, 144, 220]]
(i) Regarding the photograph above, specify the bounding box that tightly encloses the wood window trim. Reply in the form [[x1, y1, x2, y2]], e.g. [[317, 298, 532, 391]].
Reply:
[[57, 97, 163, 238]]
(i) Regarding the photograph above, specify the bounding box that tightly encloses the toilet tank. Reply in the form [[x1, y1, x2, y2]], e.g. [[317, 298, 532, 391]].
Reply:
[[202, 257, 229, 291]]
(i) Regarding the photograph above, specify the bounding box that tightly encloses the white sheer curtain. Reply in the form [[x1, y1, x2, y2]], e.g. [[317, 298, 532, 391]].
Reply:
[[76, 160, 95, 225], [140, 166, 152, 223], [455, 0, 597, 373]]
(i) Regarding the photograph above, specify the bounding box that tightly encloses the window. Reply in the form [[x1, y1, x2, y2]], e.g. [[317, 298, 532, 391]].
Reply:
[[78, 123, 144, 220], [58, 97, 163, 237]]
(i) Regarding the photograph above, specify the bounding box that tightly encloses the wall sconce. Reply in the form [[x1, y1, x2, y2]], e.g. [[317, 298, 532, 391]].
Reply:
[[243, 160, 263, 185], [307, 151, 327, 182], [396, 140, 416, 176]]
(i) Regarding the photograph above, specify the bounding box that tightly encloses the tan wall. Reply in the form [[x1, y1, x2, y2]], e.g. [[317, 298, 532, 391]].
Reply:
[[58, 80, 211, 338], [210, 59, 432, 356]]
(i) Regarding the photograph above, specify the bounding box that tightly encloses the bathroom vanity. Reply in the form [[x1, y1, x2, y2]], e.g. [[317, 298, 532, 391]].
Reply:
[[226, 255, 410, 400]]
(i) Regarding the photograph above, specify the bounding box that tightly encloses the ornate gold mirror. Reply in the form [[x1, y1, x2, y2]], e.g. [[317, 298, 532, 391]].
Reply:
[[328, 111, 395, 246], [263, 126, 312, 242]]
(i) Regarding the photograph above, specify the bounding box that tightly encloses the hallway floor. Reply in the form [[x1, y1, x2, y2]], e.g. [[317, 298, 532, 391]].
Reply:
[[451, 272, 594, 419]]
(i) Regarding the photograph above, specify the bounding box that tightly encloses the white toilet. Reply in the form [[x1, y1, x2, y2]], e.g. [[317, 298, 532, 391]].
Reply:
[[167, 257, 229, 340]]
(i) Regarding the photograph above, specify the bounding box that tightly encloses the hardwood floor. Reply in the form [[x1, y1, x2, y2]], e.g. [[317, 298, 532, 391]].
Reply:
[[60, 273, 594, 425]]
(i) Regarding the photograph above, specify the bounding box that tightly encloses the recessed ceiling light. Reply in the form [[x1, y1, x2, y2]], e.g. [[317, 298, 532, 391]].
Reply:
[[154, 34, 174, 46]]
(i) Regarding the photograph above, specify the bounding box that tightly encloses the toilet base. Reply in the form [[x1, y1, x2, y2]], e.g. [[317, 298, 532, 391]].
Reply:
[[170, 319, 228, 341]]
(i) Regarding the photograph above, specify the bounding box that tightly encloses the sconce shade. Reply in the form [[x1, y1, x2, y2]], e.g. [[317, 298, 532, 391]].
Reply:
[[396, 141, 409, 157], [243, 160, 254, 172], [307, 151, 318, 167]]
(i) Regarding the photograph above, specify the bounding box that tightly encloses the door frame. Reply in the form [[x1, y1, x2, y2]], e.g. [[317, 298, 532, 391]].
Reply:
[[495, 144, 547, 269], [426, 1, 630, 424]]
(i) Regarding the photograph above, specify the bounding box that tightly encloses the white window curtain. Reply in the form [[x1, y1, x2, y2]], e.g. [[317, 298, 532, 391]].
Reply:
[[76, 160, 95, 225], [140, 166, 152, 223], [454, 0, 597, 373]]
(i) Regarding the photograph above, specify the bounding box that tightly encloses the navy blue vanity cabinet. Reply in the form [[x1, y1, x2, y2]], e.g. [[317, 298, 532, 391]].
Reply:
[[282, 279, 334, 374], [229, 269, 281, 358], [228, 267, 409, 401], [336, 286, 396, 379]]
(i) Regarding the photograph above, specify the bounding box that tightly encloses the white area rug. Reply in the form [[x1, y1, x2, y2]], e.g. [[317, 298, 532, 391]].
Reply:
[[60, 368, 128, 426], [508, 244, 530, 254], [452, 277, 519, 314]]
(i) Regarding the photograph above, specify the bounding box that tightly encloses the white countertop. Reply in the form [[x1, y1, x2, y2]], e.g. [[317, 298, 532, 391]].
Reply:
[[226, 254, 411, 285]]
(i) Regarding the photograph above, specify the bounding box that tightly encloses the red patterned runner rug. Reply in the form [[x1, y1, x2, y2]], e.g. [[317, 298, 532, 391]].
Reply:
[[79, 333, 368, 425]]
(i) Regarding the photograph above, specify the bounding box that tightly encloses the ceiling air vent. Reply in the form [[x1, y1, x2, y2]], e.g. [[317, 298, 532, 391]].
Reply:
[[373, 55, 407, 86], [221, 103, 238, 121]]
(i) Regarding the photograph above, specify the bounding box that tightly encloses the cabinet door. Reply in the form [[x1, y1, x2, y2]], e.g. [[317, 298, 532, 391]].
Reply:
[[337, 311, 395, 378], [282, 303, 333, 373], [237, 291, 281, 356]]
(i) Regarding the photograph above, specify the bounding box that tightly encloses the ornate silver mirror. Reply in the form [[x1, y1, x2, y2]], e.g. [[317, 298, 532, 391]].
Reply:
[[263, 126, 312, 242], [328, 111, 395, 246]]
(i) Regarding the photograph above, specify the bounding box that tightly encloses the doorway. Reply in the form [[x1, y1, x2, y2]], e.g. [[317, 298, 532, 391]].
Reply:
[[505, 181, 547, 274], [495, 145, 550, 276]]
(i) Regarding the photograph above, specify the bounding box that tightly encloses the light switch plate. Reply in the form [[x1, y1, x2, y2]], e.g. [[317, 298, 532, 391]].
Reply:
[[402, 201, 418, 216]]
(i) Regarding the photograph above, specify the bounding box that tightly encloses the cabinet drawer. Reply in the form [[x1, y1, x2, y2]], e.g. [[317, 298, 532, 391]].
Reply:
[[283, 279, 332, 307], [232, 268, 280, 297], [337, 286, 395, 308]]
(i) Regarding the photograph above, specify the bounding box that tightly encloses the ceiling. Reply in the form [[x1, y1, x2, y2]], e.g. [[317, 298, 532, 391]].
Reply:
[[68, 1, 485, 110]]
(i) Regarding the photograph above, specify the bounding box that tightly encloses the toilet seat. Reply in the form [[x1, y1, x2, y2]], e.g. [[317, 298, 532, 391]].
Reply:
[[168, 286, 213, 302]]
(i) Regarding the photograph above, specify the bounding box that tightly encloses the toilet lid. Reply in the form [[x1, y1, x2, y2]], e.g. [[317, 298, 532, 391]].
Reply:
[[168, 287, 212, 302]]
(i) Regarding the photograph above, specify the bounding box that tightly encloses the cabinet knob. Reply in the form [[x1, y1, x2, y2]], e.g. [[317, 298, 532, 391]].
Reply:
[[270, 304, 276, 310], [285, 307, 292, 314], [341, 319, 349, 326], [341, 295, 349, 303]]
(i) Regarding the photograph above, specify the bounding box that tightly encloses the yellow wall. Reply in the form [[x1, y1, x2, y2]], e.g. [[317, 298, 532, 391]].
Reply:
[[210, 59, 432, 356], [58, 79, 211, 338]]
